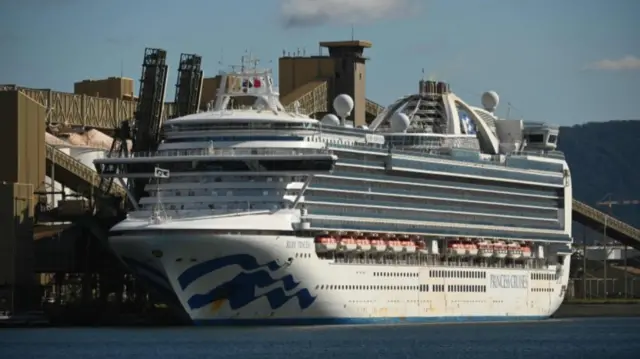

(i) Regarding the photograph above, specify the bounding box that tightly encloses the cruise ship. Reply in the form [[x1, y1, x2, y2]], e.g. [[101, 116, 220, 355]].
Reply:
[[95, 56, 573, 326]]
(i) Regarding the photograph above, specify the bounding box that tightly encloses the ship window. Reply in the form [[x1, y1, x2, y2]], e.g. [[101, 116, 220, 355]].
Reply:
[[527, 134, 544, 143], [548, 135, 557, 143]]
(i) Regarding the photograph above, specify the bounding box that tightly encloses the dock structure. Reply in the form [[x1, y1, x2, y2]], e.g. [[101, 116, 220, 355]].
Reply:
[[0, 40, 638, 323]]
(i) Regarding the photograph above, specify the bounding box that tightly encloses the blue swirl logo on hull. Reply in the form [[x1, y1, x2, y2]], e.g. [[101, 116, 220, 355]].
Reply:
[[178, 254, 316, 312]]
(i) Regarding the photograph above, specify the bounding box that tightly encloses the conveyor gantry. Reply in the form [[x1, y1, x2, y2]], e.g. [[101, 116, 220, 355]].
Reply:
[[282, 81, 328, 115], [573, 199, 640, 250], [280, 80, 384, 118], [46, 143, 126, 199]]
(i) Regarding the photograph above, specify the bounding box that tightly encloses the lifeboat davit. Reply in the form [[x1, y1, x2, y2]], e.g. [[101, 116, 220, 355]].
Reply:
[[356, 235, 371, 251], [477, 241, 494, 258], [339, 236, 357, 251]]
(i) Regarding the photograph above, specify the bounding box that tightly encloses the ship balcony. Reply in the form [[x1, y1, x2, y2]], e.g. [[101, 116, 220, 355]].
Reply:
[[94, 148, 337, 178], [95, 147, 336, 165]]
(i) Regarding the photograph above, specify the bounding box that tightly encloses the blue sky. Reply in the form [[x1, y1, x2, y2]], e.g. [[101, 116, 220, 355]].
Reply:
[[1, 0, 638, 126]]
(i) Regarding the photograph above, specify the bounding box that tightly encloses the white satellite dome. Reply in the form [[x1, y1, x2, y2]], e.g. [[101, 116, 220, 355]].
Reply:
[[390, 112, 411, 132], [481, 91, 499, 112], [321, 114, 340, 126], [333, 94, 354, 118]]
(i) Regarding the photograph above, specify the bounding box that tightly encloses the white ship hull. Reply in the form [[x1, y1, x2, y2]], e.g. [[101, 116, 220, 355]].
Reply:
[[109, 213, 571, 326]]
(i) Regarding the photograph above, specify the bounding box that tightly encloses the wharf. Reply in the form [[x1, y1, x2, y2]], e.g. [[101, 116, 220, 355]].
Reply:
[[554, 301, 640, 318]]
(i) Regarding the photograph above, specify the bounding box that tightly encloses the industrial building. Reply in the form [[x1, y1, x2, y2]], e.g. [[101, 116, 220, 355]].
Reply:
[[0, 40, 639, 323]]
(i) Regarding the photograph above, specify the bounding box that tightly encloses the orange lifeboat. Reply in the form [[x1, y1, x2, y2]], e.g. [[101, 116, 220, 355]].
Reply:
[[465, 241, 478, 256], [387, 238, 403, 253], [506, 242, 522, 259], [414, 238, 429, 254], [477, 240, 494, 258], [370, 236, 386, 252], [326, 236, 337, 251], [339, 235, 357, 251], [521, 245, 532, 258], [314, 235, 336, 253], [402, 240, 416, 254], [447, 240, 466, 256], [493, 241, 508, 259], [356, 234, 371, 251]]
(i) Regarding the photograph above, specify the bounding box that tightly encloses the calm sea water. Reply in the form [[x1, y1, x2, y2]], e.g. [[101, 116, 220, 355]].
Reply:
[[2, 317, 639, 359]]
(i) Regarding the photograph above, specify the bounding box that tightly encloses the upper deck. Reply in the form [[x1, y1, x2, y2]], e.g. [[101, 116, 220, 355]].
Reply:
[[95, 55, 568, 179]]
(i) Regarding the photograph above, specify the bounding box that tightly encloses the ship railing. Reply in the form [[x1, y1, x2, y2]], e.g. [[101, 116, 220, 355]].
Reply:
[[328, 254, 551, 270], [105, 147, 334, 159], [330, 142, 565, 171], [330, 142, 494, 163], [128, 208, 272, 219], [164, 124, 315, 133], [511, 150, 566, 160]]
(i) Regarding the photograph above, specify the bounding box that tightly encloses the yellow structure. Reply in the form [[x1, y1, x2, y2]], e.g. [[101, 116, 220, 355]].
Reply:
[[0, 91, 46, 187], [279, 40, 371, 126], [0, 90, 44, 313], [1, 40, 385, 130], [197, 40, 385, 125], [74, 77, 136, 100]]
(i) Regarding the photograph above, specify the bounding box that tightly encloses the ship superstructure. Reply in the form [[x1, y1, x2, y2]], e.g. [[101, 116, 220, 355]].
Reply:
[[95, 55, 572, 325]]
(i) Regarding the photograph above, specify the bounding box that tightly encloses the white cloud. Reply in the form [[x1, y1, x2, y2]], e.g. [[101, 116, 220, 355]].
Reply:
[[280, 0, 417, 28], [585, 56, 640, 71]]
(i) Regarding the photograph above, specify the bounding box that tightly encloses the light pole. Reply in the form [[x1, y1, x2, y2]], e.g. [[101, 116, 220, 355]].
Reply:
[[597, 193, 612, 299], [597, 197, 640, 299]]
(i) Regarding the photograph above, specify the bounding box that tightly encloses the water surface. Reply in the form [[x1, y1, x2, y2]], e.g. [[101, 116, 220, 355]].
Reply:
[[2, 317, 639, 359]]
